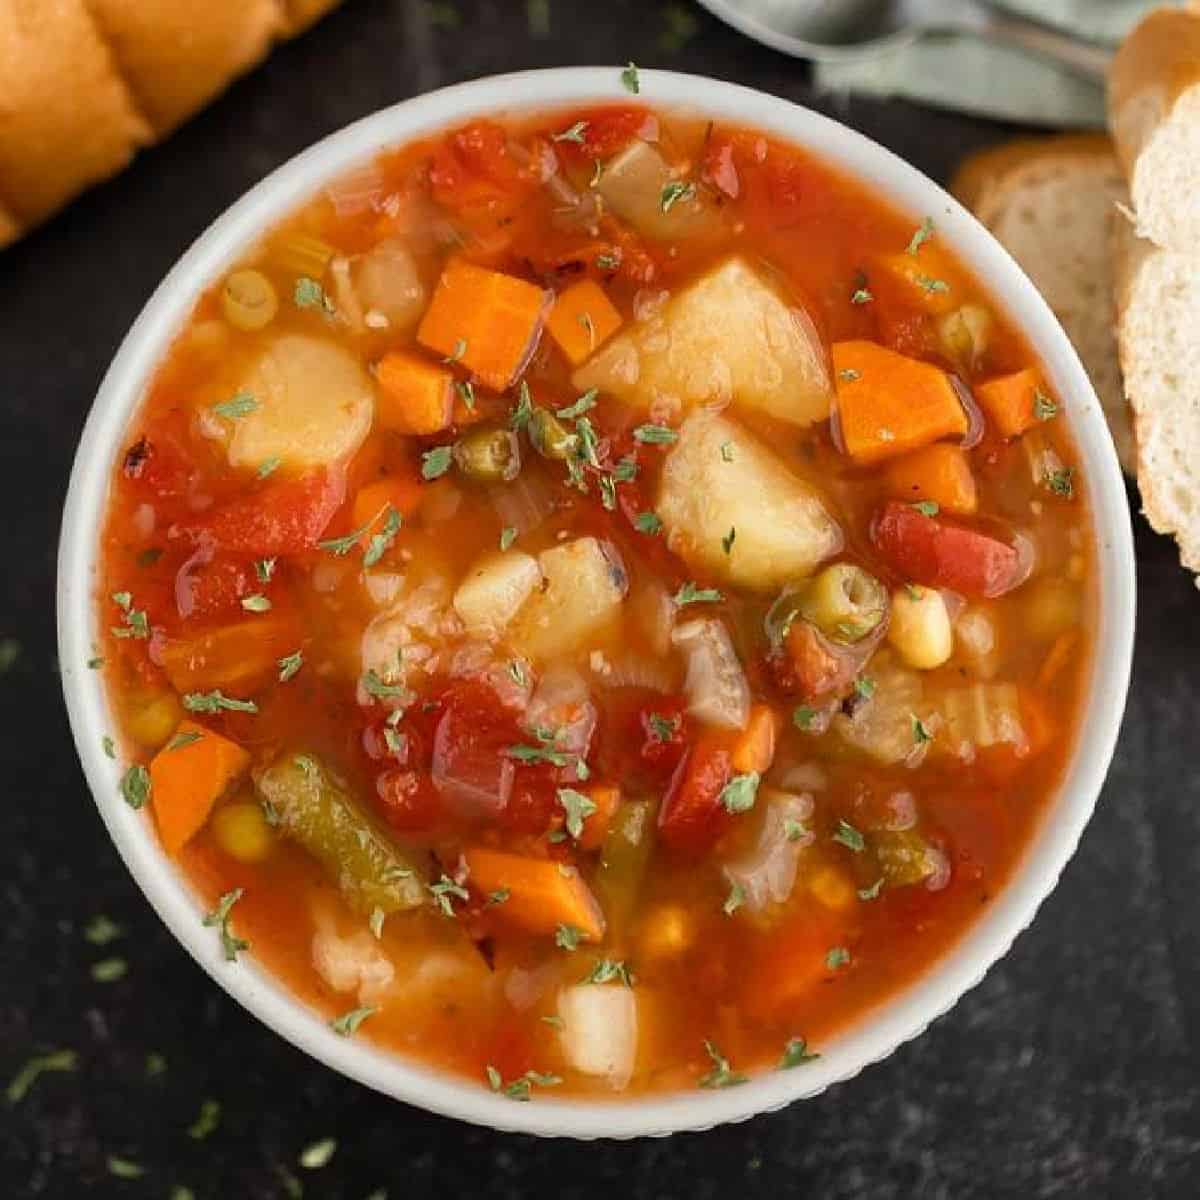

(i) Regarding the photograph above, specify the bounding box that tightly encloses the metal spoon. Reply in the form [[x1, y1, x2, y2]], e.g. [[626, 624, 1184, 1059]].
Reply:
[[694, 0, 1112, 81]]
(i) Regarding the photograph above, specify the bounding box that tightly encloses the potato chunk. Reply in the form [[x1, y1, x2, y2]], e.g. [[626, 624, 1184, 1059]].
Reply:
[[572, 256, 831, 427], [225, 334, 373, 471], [452, 550, 541, 637], [596, 139, 720, 242], [657, 412, 841, 591], [509, 537, 627, 661]]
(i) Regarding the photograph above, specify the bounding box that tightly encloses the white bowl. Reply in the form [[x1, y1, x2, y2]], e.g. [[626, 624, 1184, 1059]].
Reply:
[[57, 67, 1136, 1139]]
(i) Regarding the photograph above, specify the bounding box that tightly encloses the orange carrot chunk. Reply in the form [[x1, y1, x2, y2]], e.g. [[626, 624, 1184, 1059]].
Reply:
[[351, 473, 424, 537], [375, 351, 454, 435], [417, 258, 550, 391], [731, 704, 778, 774], [884, 442, 978, 515], [150, 720, 251, 856], [870, 248, 960, 317], [463, 847, 605, 942], [159, 616, 300, 694], [832, 340, 968, 465], [975, 367, 1051, 440], [576, 784, 622, 852], [544, 279, 623, 366]]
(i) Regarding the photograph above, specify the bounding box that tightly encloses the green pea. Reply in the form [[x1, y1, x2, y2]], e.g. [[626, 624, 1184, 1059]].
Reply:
[[454, 427, 521, 483]]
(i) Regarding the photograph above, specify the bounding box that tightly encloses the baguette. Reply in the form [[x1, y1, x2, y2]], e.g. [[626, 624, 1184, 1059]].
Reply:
[[950, 135, 1133, 472], [1108, 6, 1200, 255], [1111, 214, 1200, 585]]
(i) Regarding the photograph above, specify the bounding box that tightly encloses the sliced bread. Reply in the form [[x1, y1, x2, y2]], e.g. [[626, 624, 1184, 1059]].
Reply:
[[1108, 7, 1200, 256], [1111, 215, 1200, 584], [950, 135, 1133, 472]]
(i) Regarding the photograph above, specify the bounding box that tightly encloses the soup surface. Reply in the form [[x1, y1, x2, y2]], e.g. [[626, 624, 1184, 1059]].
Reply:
[[95, 93, 1095, 1099]]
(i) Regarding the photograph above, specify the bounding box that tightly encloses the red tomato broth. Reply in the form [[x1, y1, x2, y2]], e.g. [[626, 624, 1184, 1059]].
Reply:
[[95, 102, 1095, 1099]]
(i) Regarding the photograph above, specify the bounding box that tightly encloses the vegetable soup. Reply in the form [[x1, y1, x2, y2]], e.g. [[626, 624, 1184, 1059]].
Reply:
[[95, 90, 1095, 1099]]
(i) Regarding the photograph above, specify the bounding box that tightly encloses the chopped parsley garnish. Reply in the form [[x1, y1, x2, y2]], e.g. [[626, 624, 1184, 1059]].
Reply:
[[633, 423, 677, 445], [722, 526, 736, 555], [551, 120, 589, 144], [838, 368, 861, 383], [110, 591, 149, 640], [486, 889, 510, 907], [361, 670, 411, 702], [906, 216, 935, 255], [915, 273, 950, 295], [165, 729, 202, 752], [557, 787, 597, 840], [203, 888, 249, 961], [720, 441, 734, 462], [720, 771, 760, 814], [596, 250, 620, 271], [363, 506, 402, 568], [621, 62, 640, 94], [317, 511, 379, 556], [674, 581, 723, 606], [698, 1040, 747, 1088], [87, 655, 104, 670], [648, 713, 679, 742], [598, 474, 617, 510], [421, 445, 454, 480], [1034, 390, 1059, 421], [294, 276, 333, 314], [369, 907, 385, 938], [854, 676, 876, 700], [187, 1098, 221, 1140], [84, 915, 122, 945], [723, 881, 745, 916], [912, 714, 934, 745], [660, 180, 696, 213], [574, 415, 601, 467], [91, 957, 127, 983], [330, 1005, 378, 1037], [119, 764, 151, 810], [507, 661, 527, 688], [255, 557, 276, 583], [851, 287, 873, 305], [499, 526, 517, 551], [294, 754, 318, 777], [299, 1137, 337, 1169], [487, 1065, 563, 1101], [584, 959, 634, 986], [211, 391, 258, 420], [1045, 466, 1076, 498], [634, 511, 663, 535], [257, 456, 281, 479], [555, 924, 584, 950], [556, 389, 598, 420], [241, 594, 271, 613], [428, 875, 469, 917], [832, 819, 865, 853], [183, 690, 258, 715], [793, 706, 818, 731], [383, 727, 406, 756], [541, 1014, 565, 1030], [102, 735, 115, 759], [779, 1038, 819, 1068], [510, 380, 533, 430], [277, 651, 303, 682], [455, 379, 475, 411], [6, 1049, 76, 1105], [783, 817, 808, 842], [612, 455, 638, 482], [443, 337, 468, 364], [858, 878, 885, 901], [506, 741, 569, 768], [825, 946, 851, 970], [911, 500, 939, 517], [578, 311, 596, 345]]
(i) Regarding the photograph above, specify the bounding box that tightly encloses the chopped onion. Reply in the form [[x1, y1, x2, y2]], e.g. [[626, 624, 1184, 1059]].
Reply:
[[311, 925, 395, 1005], [633, 289, 670, 321], [526, 665, 596, 756], [775, 762, 828, 792], [325, 162, 387, 216], [591, 648, 677, 693], [882, 790, 918, 831], [557, 984, 637, 1090], [924, 845, 951, 892], [330, 255, 364, 331], [953, 377, 986, 449], [364, 571, 405, 608], [447, 640, 532, 712], [672, 618, 750, 731], [487, 470, 556, 536], [722, 790, 813, 913], [173, 542, 213, 620]]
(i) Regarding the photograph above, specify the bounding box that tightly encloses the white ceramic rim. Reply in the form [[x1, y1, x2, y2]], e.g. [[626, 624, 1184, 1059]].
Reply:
[[57, 67, 1135, 1139]]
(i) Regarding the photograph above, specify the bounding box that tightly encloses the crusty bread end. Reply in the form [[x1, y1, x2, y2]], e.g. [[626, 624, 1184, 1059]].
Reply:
[[1112, 214, 1200, 585]]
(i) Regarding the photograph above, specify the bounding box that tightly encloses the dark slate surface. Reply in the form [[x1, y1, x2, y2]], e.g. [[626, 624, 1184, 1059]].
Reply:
[[2, 1, 1198, 1196]]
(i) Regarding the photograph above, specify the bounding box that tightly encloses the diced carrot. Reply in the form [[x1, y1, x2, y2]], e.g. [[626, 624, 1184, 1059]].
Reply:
[[417, 258, 550, 391], [351, 473, 424, 537], [544, 279, 623, 366], [1017, 687, 1056, 758], [159, 616, 300, 694], [463, 848, 605, 942], [731, 704, 778, 774], [576, 784, 621, 852], [375, 351, 453, 435], [975, 367, 1050, 440], [150, 720, 250, 856], [884, 443, 978, 515], [832, 341, 968, 464], [1036, 629, 1079, 692], [870, 249, 961, 317]]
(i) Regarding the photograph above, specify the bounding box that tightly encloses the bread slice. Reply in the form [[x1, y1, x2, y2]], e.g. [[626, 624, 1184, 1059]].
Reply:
[[950, 135, 1133, 472], [1108, 7, 1200, 256], [1112, 214, 1200, 584]]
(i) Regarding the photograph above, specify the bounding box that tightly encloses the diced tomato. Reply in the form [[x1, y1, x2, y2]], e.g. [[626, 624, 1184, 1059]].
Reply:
[[871, 500, 1024, 598], [120, 416, 196, 505], [173, 552, 255, 621], [504, 763, 560, 835], [429, 120, 534, 225], [552, 106, 659, 160], [375, 768, 442, 833], [181, 468, 346, 558], [658, 735, 734, 855], [637, 699, 689, 773]]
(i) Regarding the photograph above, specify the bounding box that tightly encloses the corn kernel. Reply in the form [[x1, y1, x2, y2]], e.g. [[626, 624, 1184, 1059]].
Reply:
[[125, 690, 183, 749], [637, 905, 694, 960], [888, 585, 952, 670], [211, 802, 274, 863], [809, 865, 856, 911]]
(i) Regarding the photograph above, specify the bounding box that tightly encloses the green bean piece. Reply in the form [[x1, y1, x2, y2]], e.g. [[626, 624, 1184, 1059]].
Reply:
[[594, 799, 656, 948], [799, 563, 888, 645], [255, 754, 425, 914], [454, 426, 522, 482], [528, 408, 576, 461]]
